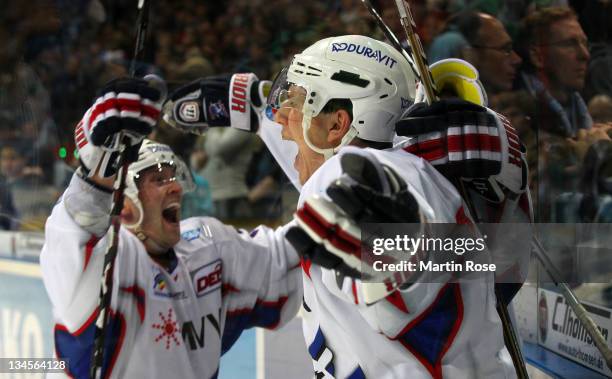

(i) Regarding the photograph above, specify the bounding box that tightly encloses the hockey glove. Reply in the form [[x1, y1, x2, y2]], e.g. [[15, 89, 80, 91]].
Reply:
[[286, 149, 420, 281], [398, 99, 527, 202], [76, 77, 162, 178], [163, 73, 271, 135]]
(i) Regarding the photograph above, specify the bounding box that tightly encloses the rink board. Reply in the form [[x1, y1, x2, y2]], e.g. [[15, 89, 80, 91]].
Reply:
[[0, 257, 258, 379], [2, 229, 612, 378]]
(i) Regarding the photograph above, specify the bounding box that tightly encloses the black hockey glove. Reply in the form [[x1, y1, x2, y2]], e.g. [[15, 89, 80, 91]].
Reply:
[[398, 98, 527, 203], [398, 98, 502, 179], [286, 149, 420, 279], [163, 73, 270, 135]]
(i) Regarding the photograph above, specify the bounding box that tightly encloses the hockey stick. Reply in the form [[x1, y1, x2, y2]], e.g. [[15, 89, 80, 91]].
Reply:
[[388, 1, 528, 376], [392, 0, 438, 105], [360, 0, 419, 80], [360, 0, 528, 376], [89, 1, 151, 378], [458, 185, 530, 379], [532, 237, 612, 370], [363, 0, 612, 372]]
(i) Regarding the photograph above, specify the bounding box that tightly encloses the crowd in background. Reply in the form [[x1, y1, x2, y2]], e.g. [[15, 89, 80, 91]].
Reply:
[[1, 0, 612, 231]]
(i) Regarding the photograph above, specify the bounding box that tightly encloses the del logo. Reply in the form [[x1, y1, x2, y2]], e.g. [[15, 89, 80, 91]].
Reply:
[[331, 42, 398, 68], [179, 101, 199, 122], [192, 260, 222, 297]]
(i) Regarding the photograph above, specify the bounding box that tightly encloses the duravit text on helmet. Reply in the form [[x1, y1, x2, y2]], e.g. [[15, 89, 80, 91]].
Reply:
[[330, 42, 398, 69]]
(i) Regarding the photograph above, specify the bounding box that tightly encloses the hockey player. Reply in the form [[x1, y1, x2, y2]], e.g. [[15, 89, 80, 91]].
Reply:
[[166, 35, 527, 378], [40, 78, 303, 378]]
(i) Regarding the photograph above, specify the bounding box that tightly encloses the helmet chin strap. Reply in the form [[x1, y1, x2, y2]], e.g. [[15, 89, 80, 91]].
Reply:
[[123, 195, 168, 255], [301, 113, 359, 161]]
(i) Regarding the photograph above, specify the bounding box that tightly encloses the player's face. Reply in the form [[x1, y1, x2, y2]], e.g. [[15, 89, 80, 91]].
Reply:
[[134, 165, 183, 252], [274, 86, 330, 184]]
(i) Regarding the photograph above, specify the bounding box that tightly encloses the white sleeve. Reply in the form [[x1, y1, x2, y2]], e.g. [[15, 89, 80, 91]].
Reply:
[[201, 219, 302, 351], [258, 112, 301, 191], [40, 173, 115, 329]]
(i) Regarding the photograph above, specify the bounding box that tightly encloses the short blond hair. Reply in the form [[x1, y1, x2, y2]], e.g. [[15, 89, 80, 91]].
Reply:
[[523, 6, 577, 46]]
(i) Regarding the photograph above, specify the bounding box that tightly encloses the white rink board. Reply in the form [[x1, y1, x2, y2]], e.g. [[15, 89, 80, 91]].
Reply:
[[537, 288, 612, 377]]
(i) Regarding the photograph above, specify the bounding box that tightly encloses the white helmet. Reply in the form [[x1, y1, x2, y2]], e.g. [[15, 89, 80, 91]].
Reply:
[[268, 35, 417, 159], [124, 139, 194, 231]]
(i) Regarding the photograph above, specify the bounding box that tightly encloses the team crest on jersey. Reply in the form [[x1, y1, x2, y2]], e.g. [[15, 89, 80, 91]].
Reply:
[[179, 101, 199, 122], [153, 273, 167, 292], [152, 272, 186, 299], [192, 260, 222, 297]]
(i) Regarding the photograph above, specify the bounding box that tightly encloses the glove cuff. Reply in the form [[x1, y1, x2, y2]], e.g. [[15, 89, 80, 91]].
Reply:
[[229, 73, 260, 132]]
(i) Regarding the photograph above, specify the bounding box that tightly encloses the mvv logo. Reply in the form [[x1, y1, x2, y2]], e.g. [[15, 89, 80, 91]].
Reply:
[[181, 309, 221, 350]]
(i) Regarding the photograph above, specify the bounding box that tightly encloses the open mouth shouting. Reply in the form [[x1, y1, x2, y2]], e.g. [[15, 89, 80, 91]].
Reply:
[[162, 202, 181, 226]]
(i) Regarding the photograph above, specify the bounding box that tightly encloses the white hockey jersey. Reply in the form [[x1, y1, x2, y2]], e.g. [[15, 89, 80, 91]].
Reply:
[[40, 174, 302, 379], [296, 146, 516, 379]]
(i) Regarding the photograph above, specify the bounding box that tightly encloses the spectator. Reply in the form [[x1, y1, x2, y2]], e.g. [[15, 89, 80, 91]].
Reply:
[[246, 143, 286, 223], [200, 128, 258, 223], [588, 95, 612, 124], [154, 54, 216, 219], [517, 6, 608, 221], [430, 11, 522, 96], [580, 0, 612, 102], [0, 171, 17, 230], [554, 140, 612, 223], [519, 6, 591, 137], [181, 143, 215, 219], [0, 143, 57, 230]]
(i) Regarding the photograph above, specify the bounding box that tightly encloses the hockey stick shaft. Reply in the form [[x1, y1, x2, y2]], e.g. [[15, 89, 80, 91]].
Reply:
[[378, 0, 526, 375], [89, 1, 151, 378], [392, 0, 438, 104], [532, 237, 612, 370], [360, 0, 419, 79], [496, 287, 529, 378], [367, 1, 525, 370], [457, 182, 529, 379], [364, 0, 611, 371]]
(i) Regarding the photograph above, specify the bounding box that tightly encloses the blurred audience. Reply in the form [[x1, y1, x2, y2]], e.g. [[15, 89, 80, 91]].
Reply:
[[554, 140, 612, 223], [0, 144, 57, 230], [0, 0, 611, 232], [200, 128, 258, 223]]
